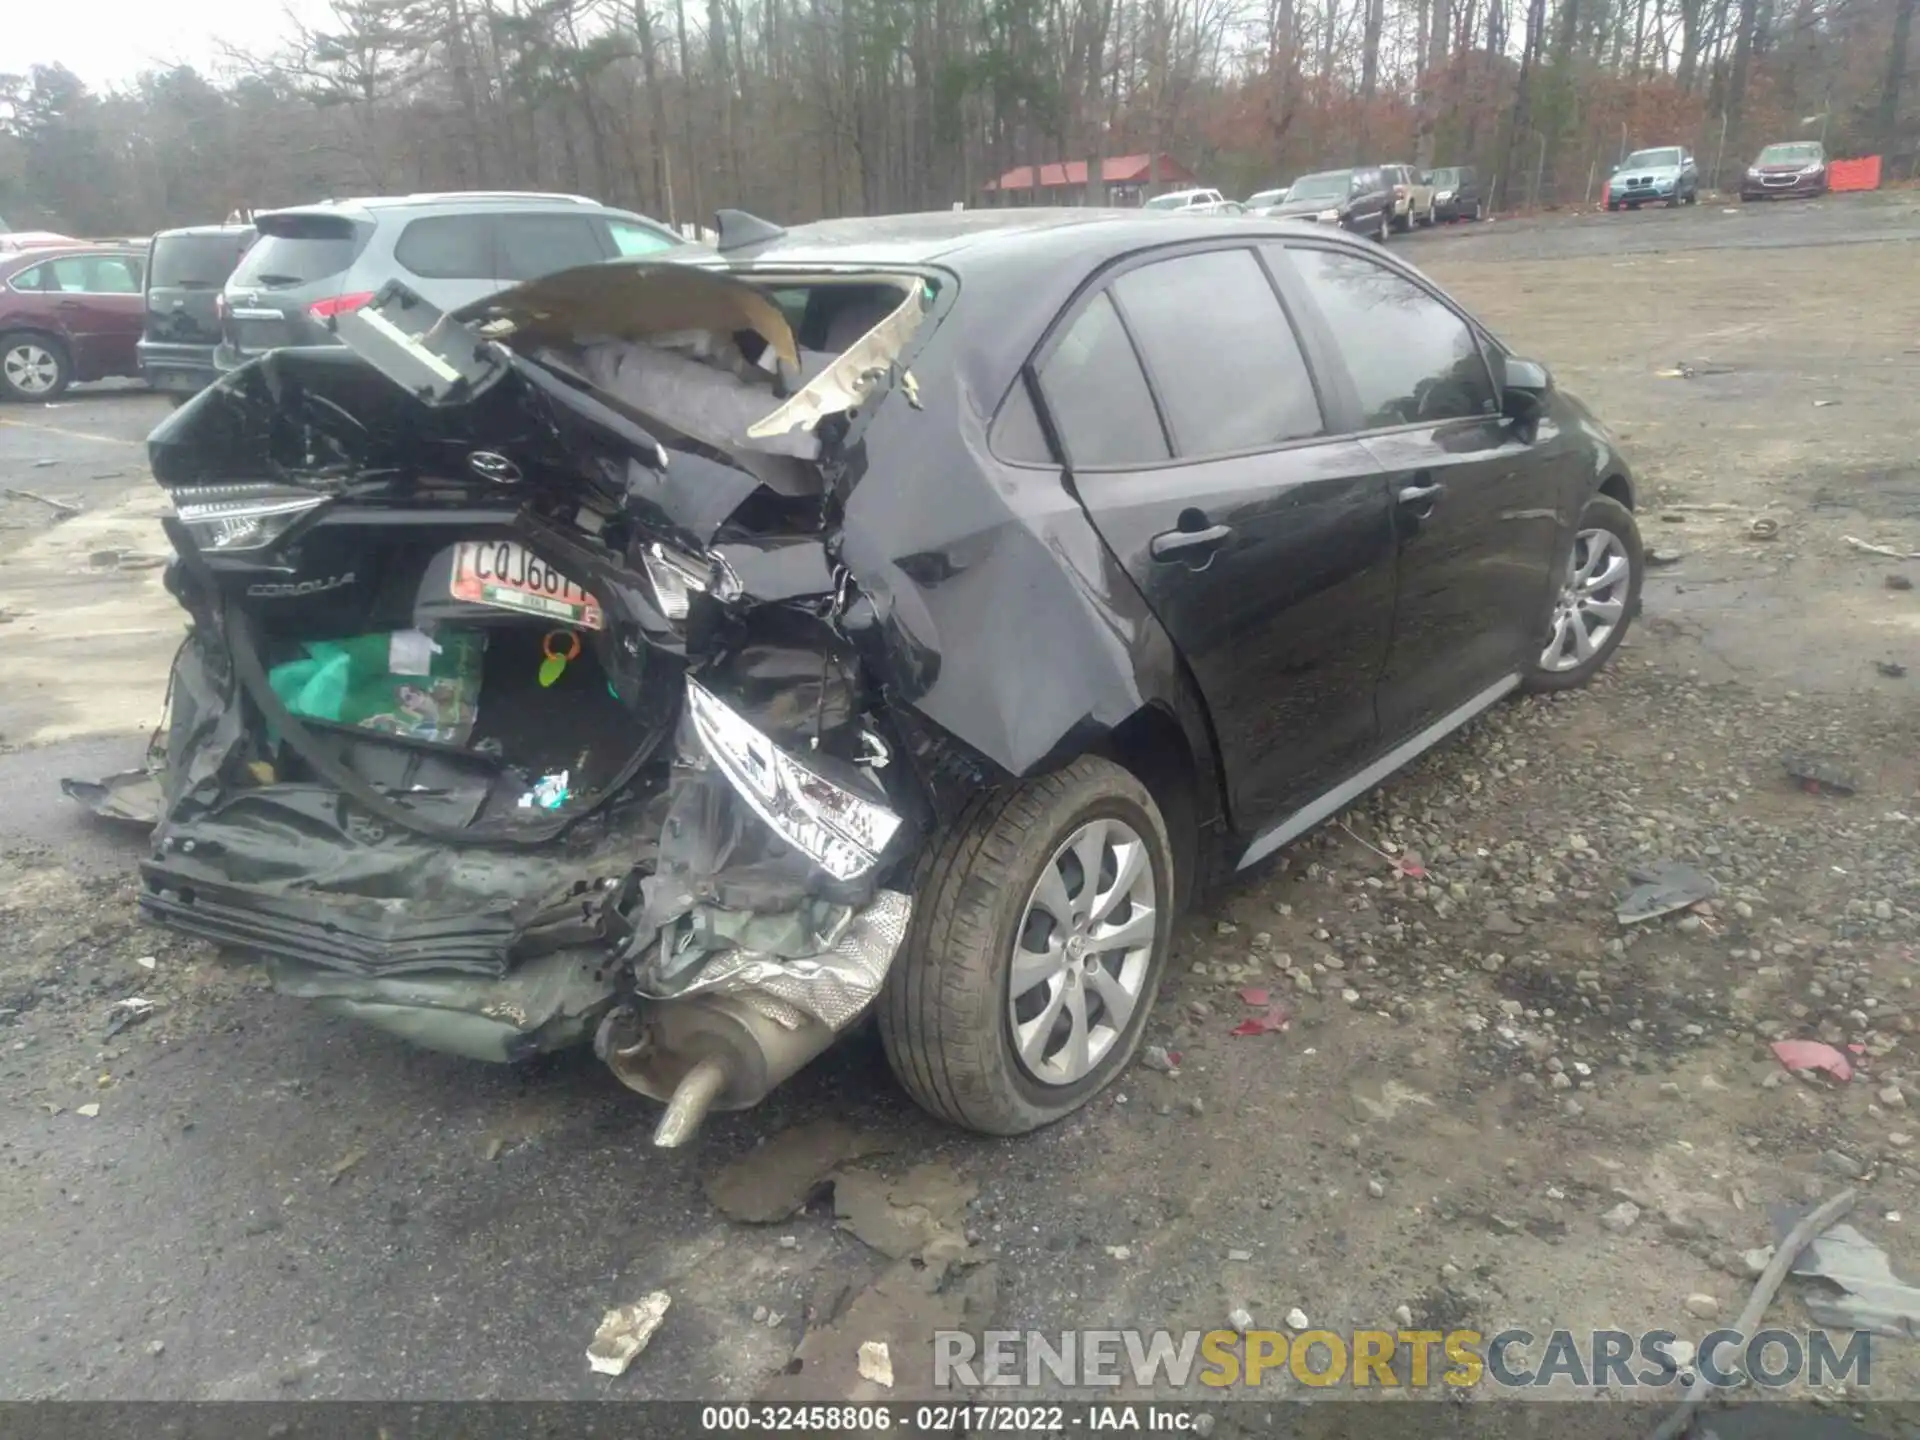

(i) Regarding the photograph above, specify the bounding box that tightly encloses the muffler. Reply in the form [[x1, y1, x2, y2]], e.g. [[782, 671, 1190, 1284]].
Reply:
[[598, 888, 912, 1146], [597, 991, 838, 1147]]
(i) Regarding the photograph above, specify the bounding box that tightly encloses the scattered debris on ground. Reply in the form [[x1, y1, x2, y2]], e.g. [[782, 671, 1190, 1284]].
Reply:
[[705, 1120, 890, 1223], [1614, 860, 1718, 925], [856, 1341, 893, 1388], [587, 1293, 672, 1376], [1770, 1039, 1855, 1083]]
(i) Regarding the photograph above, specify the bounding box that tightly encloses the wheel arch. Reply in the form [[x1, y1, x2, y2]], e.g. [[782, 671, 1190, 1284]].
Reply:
[[1598, 471, 1636, 511]]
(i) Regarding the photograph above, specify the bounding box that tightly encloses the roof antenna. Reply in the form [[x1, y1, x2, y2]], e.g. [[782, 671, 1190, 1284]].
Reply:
[[714, 209, 786, 252]]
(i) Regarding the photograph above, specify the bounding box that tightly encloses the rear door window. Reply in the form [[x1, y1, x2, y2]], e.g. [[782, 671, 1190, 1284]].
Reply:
[[48, 255, 143, 293], [233, 221, 363, 290], [1035, 293, 1170, 468], [394, 215, 495, 279], [150, 233, 251, 291], [495, 214, 607, 280], [1111, 247, 1323, 457], [606, 219, 678, 256], [1284, 245, 1497, 429], [8, 264, 46, 292]]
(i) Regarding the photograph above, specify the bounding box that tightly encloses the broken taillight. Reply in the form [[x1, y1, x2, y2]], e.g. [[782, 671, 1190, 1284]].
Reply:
[[309, 292, 375, 321]]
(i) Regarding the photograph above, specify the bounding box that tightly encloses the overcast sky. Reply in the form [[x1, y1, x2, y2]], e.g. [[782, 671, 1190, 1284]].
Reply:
[[2, 0, 326, 90]]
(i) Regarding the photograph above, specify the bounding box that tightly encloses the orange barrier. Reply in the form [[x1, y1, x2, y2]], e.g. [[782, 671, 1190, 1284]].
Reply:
[[1830, 156, 1882, 192]]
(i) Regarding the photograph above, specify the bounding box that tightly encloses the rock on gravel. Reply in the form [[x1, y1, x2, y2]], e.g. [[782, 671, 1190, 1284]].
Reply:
[[1601, 1201, 1642, 1233]]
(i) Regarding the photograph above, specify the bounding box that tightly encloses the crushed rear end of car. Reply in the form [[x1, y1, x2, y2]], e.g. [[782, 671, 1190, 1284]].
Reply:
[[129, 259, 961, 1144]]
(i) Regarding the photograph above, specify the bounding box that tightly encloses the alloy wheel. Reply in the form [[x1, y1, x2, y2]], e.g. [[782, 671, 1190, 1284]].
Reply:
[[1007, 817, 1158, 1087], [2, 343, 59, 396], [1540, 527, 1631, 672]]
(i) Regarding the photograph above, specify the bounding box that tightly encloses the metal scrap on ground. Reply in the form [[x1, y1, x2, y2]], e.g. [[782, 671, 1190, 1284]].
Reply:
[[1614, 860, 1718, 925], [1769, 1205, 1920, 1338]]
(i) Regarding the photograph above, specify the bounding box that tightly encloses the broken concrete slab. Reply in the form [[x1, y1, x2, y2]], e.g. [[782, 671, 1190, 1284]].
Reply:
[[833, 1160, 976, 1261], [704, 1119, 891, 1224]]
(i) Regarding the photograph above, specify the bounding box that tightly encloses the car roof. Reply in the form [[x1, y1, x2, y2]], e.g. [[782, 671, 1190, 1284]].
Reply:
[[256, 192, 631, 225], [705, 207, 1380, 405]]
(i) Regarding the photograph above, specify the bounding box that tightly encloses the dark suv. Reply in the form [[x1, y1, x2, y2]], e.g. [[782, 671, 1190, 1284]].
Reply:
[[215, 192, 684, 372], [1265, 168, 1396, 240], [125, 209, 1641, 1144], [138, 225, 255, 400], [1430, 166, 1484, 222]]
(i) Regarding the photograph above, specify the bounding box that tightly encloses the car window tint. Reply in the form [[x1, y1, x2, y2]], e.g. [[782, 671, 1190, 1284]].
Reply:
[[9, 265, 44, 292], [496, 214, 606, 280], [608, 220, 676, 256], [1111, 248, 1322, 457], [394, 216, 494, 280], [151, 233, 250, 290], [48, 256, 141, 293], [1286, 246, 1496, 429], [1035, 292, 1169, 468], [990, 379, 1053, 464]]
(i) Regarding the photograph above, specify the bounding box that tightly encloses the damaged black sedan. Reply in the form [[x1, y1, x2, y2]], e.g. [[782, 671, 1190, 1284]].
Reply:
[[122, 208, 1642, 1144]]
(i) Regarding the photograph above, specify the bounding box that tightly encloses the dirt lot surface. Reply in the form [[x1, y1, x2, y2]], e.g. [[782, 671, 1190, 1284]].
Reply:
[[1, 194, 1917, 1423]]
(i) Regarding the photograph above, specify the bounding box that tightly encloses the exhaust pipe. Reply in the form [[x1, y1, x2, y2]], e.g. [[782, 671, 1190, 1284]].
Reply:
[[597, 991, 840, 1147]]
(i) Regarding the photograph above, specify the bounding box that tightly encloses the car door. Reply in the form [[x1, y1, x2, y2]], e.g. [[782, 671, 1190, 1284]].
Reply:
[[47, 254, 145, 377], [1026, 243, 1400, 829], [1268, 241, 1566, 742], [1350, 169, 1390, 234]]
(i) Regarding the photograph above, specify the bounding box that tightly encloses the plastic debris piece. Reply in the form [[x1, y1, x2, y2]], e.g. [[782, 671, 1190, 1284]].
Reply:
[[857, 1339, 894, 1388], [1769, 1209, 1920, 1337], [1238, 987, 1271, 1007], [76, 1103, 100, 1118], [61, 769, 164, 827], [1770, 1039, 1853, 1083], [104, 996, 157, 1038], [588, 1292, 672, 1376], [1615, 860, 1719, 925], [517, 770, 571, 810], [1846, 536, 1920, 561], [1747, 516, 1780, 540], [1875, 661, 1908, 678], [136, 956, 157, 971], [328, 1147, 367, 1185], [1231, 1004, 1291, 1036]]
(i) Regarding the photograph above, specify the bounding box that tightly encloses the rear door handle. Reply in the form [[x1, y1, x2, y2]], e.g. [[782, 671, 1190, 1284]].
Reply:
[[1150, 523, 1233, 560], [1397, 481, 1445, 505]]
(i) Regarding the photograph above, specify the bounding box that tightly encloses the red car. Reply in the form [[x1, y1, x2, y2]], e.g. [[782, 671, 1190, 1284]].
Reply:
[[0, 245, 147, 400]]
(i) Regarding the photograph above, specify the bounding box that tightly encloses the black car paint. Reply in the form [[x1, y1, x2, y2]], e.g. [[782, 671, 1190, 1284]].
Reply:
[[134, 212, 1633, 1047], [1431, 167, 1483, 221], [1265, 172, 1395, 237]]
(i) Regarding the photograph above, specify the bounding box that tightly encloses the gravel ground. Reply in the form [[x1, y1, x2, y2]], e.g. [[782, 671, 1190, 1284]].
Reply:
[[0, 200, 1916, 1417]]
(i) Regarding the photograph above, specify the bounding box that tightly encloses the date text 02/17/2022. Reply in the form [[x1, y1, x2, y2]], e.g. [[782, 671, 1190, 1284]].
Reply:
[[696, 1403, 1206, 1432]]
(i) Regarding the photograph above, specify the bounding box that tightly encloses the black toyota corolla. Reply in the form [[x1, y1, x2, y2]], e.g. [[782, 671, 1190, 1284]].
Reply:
[[121, 208, 1641, 1144]]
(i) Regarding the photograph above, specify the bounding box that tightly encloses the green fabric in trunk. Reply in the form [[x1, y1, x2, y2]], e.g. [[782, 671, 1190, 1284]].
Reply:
[[267, 630, 486, 747]]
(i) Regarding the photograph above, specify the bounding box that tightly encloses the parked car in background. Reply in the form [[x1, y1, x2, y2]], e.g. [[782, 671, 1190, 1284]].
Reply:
[[1265, 167, 1395, 241], [138, 224, 255, 402], [0, 231, 83, 254], [215, 191, 685, 373], [0, 245, 146, 400], [1606, 147, 1699, 209], [1430, 165, 1484, 221], [1142, 188, 1236, 215], [1246, 187, 1292, 215], [1741, 141, 1829, 201], [1382, 164, 1437, 230], [131, 207, 1640, 1141]]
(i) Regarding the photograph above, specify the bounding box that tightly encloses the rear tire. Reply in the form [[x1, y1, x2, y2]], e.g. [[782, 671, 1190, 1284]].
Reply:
[[878, 756, 1174, 1136], [1523, 494, 1644, 694], [1375, 212, 1390, 243], [0, 333, 70, 402]]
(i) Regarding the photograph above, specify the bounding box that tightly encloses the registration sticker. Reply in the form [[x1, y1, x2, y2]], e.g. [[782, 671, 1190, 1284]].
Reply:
[[450, 541, 604, 629]]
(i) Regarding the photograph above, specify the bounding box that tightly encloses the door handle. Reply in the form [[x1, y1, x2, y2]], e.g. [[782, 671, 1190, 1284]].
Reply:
[[1150, 523, 1233, 561], [1396, 481, 1445, 505], [56, 298, 83, 309]]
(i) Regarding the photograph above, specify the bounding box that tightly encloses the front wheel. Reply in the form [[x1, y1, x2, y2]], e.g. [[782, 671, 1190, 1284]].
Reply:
[[0, 334, 70, 402], [1375, 212, 1390, 243], [1524, 494, 1644, 693], [878, 756, 1174, 1135]]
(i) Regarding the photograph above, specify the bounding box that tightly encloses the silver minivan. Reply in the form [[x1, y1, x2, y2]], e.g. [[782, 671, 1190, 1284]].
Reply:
[[214, 191, 684, 371]]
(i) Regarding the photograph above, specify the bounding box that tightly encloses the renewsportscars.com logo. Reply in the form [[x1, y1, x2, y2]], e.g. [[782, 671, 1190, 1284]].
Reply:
[[934, 1328, 1874, 1391]]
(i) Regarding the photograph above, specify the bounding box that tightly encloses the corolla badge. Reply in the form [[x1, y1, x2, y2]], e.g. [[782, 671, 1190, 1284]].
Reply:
[[246, 572, 356, 598], [468, 451, 522, 484]]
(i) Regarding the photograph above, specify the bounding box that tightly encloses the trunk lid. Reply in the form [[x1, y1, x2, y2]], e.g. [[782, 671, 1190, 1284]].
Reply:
[[145, 229, 254, 346]]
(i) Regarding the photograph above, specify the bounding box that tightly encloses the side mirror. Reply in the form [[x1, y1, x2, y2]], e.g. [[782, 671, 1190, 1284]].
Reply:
[[1501, 355, 1552, 419]]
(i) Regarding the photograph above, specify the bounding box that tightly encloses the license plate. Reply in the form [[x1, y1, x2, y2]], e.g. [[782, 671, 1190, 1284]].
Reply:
[[450, 541, 604, 629]]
